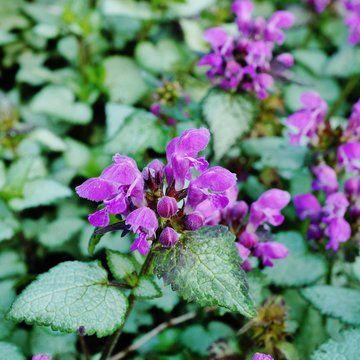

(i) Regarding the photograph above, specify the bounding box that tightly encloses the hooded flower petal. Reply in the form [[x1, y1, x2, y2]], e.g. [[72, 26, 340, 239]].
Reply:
[[75, 178, 116, 202], [125, 207, 158, 238], [88, 208, 110, 227], [254, 242, 289, 267], [293, 193, 322, 221], [337, 142, 360, 172], [311, 163, 338, 194], [325, 218, 351, 251]]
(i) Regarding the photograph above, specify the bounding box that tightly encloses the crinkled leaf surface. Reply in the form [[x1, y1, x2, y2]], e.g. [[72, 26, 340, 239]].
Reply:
[[301, 285, 360, 326], [0, 250, 26, 280], [106, 249, 138, 282], [264, 232, 326, 287], [133, 276, 162, 300], [154, 226, 256, 317], [202, 89, 257, 160], [7, 261, 128, 337], [311, 329, 360, 360]]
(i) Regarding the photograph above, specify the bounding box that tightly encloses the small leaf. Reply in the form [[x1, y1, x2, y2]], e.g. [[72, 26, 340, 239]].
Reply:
[[301, 285, 360, 326], [154, 225, 256, 317], [30, 326, 77, 357], [0, 342, 25, 360], [39, 218, 84, 248], [0, 250, 26, 280], [104, 110, 170, 156], [7, 261, 129, 337], [106, 249, 138, 284], [135, 39, 187, 74], [9, 179, 72, 211], [264, 232, 326, 287], [202, 89, 257, 160], [88, 231, 103, 256], [133, 276, 162, 300], [277, 341, 300, 360], [311, 329, 360, 360], [30, 85, 92, 124], [103, 56, 147, 104]]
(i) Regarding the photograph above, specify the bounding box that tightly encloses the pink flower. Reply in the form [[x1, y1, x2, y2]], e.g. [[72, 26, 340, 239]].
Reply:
[[337, 142, 360, 172]]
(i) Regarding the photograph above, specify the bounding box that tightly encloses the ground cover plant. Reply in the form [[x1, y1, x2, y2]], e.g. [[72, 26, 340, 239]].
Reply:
[[0, 0, 359, 359]]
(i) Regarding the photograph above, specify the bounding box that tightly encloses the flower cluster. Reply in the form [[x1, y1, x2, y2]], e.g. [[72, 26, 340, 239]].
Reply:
[[342, 0, 360, 45], [307, 0, 360, 45], [221, 188, 290, 271], [76, 128, 237, 255], [198, 0, 294, 99], [293, 163, 358, 251], [76, 128, 290, 269]]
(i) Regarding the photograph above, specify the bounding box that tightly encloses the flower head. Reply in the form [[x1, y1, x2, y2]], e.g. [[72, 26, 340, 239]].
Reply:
[[311, 163, 338, 195], [293, 193, 322, 221]]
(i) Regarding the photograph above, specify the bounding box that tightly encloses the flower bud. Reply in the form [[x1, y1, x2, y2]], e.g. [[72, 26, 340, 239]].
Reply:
[[159, 227, 179, 247], [142, 159, 165, 182], [157, 196, 178, 218], [230, 201, 248, 221], [344, 177, 358, 197], [239, 231, 258, 248], [184, 212, 204, 230]]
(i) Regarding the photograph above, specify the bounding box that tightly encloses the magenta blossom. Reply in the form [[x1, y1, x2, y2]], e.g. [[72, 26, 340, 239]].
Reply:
[[76, 155, 144, 227], [254, 242, 288, 267], [126, 207, 158, 255], [308, 0, 331, 12], [32, 356, 52, 360], [337, 142, 360, 172], [293, 193, 322, 221], [345, 98, 360, 139], [342, 0, 360, 45], [311, 163, 338, 194], [286, 92, 328, 145], [325, 218, 351, 251], [252, 352, 274, 360], [322, 192, 349, 222], [166, 128, 210, 190], [247, 189, 291, 230], [186, 167, 237, 211]]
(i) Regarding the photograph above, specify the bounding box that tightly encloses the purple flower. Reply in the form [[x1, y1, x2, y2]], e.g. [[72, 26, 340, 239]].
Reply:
[[311, 164, 338, 194], [232, 0, 254, 34], [248, 189, 291, 230], [193, 199, 222, 225], [345, 98, 360, 138], [76, 155, 144, 227], [32, 356, 52, 360], [186, 167, 237, 211], [254, 242, 288, 267], [345, 12, 360, 45], [308, 0, 331, 13], [322, 192, 349, 223], [166, 128, 210, 190], [276, 53, 294, 67], [239, 231, 258, 248], [159, 227, 179, 247], [203, 27, 232, 50], [308, 223, 324, 241], [265, 11, 295, 45], [325, 217, 351, 251], [126, 207, 158, 255], [286, 92, 328, 145], [184, 212, 205, 231], [157, 196, 178, 218], [293, 193, 322, 221], [337, 142, 360, 172], [252, 353, 274, 360]]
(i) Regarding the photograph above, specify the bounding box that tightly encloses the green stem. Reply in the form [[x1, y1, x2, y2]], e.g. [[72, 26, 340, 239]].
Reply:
[[325, 258, 333, 285], [327, 75, 360, 119], [100, 249, 156, 360]]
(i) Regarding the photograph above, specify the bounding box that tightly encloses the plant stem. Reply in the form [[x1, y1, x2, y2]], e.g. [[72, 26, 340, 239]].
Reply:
[[327, 75, 360, 119], [110, 311, 197, 360], [100, 249, 156, 360]]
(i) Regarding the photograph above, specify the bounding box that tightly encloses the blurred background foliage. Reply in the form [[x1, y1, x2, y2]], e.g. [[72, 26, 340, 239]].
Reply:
[[0, 0, 359, 359]]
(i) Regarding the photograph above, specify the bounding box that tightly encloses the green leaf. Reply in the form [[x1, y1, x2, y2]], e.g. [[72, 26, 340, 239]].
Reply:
[[30, 85, 92, 124], [0, 342, 25, 360], [154, 225, 256, 317], [325, 46, 360, 78], [133, 276, 162, 300], [311, 329, 360, 360], [180, 322, 235, 355], [104, 110, 169, 155], [0, 250, 26, 280], [31, 326, 76, 357], [264, 232, 326, 287], [39, 218, 84, 249], [106, 249, 138, 284], [105, 103, 135, 140], [242, 138, 307, 178], [277, 341, 300, 360], [7, 261, 129, 337], [29, 128, 67, 152], [301, 285, 360, 326], [135, 39, 187, 74], [103, 56, 147, 104], [9, 179, 72, 211], [0, 309, 15, 339], [202, 89, 257, 160], [295, 307, 326, 360]]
